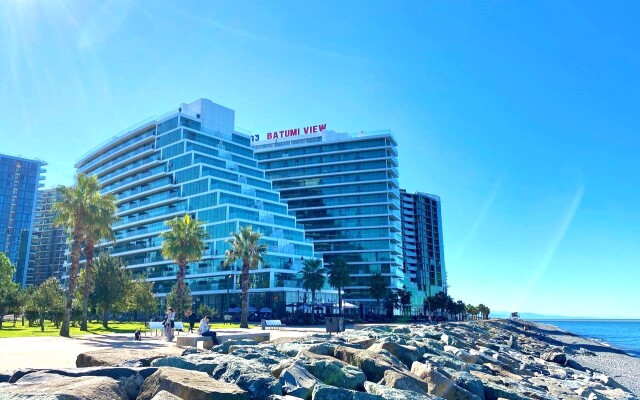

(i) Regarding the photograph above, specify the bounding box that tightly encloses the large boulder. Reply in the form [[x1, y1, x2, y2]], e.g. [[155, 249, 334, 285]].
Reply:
[[0, 374, 128, 400], [137, 367, 248, 400], [279, 360, 320, 400], [541, 351, 567, 365], [229, 344, 289, 365], [208, 354, 282, 399], [76, 348, 182, 368], [151, 390, 183, 400], [311, 383, 383, 400], [411, 362, 480, 400], [217, 339, 258, 354], [296, 351, 365, 391], [368, 341, 421, 368], [379, 369, 428, 395], [351, 350, 407, 382], [10, 367, 157, 399], [364, 381, 442, 400]]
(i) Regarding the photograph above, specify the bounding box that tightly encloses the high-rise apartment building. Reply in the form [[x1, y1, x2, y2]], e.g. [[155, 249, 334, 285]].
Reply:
[[400, 190, 446, 309], [0, 154, 46, 287], [26, 188, 67, 286], [253, 129, 403, 313], [74, 99, 332, 313]]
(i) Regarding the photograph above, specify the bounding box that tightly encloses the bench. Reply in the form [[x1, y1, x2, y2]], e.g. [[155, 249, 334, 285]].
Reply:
[[176, 331, 271, 348], [147, 321, 185, 336], [176, 335, 214, 349], [262, 319, 285, 330], [148, 322, 164, 336]]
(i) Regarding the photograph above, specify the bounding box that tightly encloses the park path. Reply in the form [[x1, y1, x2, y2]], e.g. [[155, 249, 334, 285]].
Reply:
[[0, 327, 326, 373]]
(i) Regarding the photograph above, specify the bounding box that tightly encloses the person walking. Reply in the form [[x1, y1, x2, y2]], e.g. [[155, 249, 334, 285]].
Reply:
[[197, 316, 219, 344], [185, 308, 197, 334], [164, 307, 176, 342]]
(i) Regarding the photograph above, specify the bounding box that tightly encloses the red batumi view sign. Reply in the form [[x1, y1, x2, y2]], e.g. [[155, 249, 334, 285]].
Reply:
[[266, 124, 327, 140]]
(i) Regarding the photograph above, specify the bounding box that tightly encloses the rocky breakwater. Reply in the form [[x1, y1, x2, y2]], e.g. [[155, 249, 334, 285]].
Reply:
[[0, 319, 637, 400]]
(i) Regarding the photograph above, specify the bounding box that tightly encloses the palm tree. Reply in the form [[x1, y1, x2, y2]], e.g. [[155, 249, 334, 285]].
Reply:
[[79, 196, 117, 331], [465, 304, 477, 320], [224, 226, 267, 329], [160, 214, 208, 316], [328, 258, 350, 316], [368, 273, 388, 315], [53, 174, 104, 337], [300, 258, 326, 325], [397, 286, 412, 316]]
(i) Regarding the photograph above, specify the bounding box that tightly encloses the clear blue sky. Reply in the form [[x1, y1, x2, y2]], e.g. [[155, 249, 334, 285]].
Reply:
[[1, 1, 639, 318]]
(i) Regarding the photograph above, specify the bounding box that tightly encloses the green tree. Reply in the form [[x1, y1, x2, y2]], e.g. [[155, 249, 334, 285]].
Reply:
[[300, 258, 326, 325], [465, 304, 477, 320], [455, 300, 466, 321], [198, 303, 212, 319], [30, 277, 65, 332], [383, 289, 400, 318], [166, 283, 192, 320], [223, 226, 268, 329], [53, 174, 103, 337], [80, 196, 117, 331], [92, 254, 131, 328], [127, 277, 158, 321], [368, 273, 388, 315], [477, 304, 490, 320], [328, 258, 350, 316], [0, 252, 20, 330], [397, 286, 412, 316], [160, 214, 208, 317]]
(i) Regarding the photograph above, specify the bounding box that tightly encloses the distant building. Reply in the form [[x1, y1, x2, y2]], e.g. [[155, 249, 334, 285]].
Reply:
[[71, 99, 333, 313], [0, 154, 46, 287], [253, 129, 404, 313], [400, 190, 446, 309], [26, 188, 66, 286]]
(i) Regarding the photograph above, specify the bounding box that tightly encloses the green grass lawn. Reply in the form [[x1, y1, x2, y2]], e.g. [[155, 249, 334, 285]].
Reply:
[[0, 321, 259, 338]]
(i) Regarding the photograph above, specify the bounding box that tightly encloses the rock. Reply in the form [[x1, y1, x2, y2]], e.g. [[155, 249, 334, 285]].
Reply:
[[296, 351, 365, 391], [137, 367, 249, 400], [311, 383, 383, 400], [564, 358, 585, 371], [76, 348, 181, 368], [351, 350, 406, 382], [181, 347, 206, 356], [1, 374, 128, 400], [368, 340, 421, 368], [447, 371, 485, 400], [306, 343, 336, 356], [411, 362, 481, 400], [279, 360, 320, 400], [379, 369, 429, 395], [11, 367, 157, 399], [269, 396, 306, 400], [209, 354, 282, 399], [364, 381, 442, 400], [0, 374, 9, 383], [229, 344, 289, 365], [480, 381, 529, 400], [218, 339, 258, 354], [592, 373, 629, 391], [423, 354, 470, 372], [333, 346, 360, 365], [506, 336, 519, 350], [347, 337, 376, 349], [576, 348, 597, 356], [441, 333, 462, 347], [151, 390, 183, 400], [475, 341, 500, 352], [392, 326, 411, 334], [541, 351, 567, 364]]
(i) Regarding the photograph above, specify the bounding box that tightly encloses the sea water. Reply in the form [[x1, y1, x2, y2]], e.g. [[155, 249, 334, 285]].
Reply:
[[536, 320, 640, 358]]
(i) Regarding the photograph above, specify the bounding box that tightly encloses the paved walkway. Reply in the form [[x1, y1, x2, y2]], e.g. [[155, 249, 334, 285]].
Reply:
[[0, 326, 327, 373]]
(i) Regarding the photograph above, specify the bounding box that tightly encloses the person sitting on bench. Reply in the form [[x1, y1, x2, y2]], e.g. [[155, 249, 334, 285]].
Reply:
[[198, 316, 218, 344]]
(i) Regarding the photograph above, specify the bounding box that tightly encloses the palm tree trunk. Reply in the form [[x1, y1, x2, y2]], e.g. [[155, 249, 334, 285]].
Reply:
[[311, 291, 316, 325], [81, 241, 95, 331], [240, 260, 250, 329], [61, 230, 82, 337], [102, 307, 109, 328], [338, 288, 342, 316], [175, 256, 187, 314]]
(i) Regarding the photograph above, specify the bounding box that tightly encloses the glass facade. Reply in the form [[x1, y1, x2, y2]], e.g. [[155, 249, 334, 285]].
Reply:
[[26, 188, 66, 286], [400, 190, 446, 309], [72, 99, 335, 314], [254, 131, 404, 312], [0, 154, 46, 287]]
